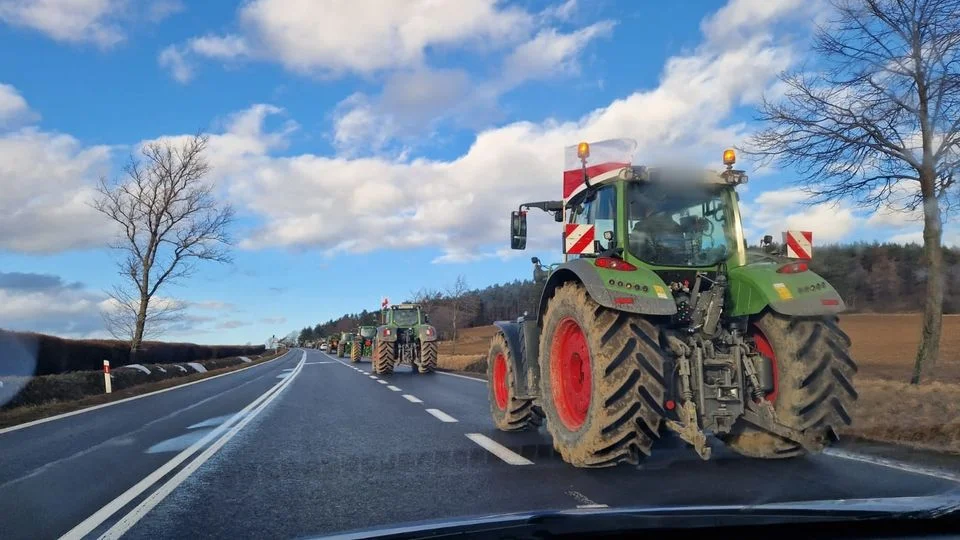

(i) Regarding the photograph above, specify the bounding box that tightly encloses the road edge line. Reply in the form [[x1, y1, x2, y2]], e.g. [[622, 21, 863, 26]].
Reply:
[[58, 352, 306, 539], [823, 448, 960, 483], [98, 355, 307, 539], [0, 350, 296, 436], [436, 371, 486, 383]]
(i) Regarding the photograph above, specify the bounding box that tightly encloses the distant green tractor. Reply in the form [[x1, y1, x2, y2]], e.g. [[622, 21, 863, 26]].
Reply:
[[351, 325, 377, 363], [372, 303, 438, 375], [489, 140, 858, 468], [337, 331, 354, 358]]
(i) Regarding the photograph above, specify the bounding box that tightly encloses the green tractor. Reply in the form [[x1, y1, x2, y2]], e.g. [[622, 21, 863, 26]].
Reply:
[[372, 303, 439, 375], [336, 331, 354, 358], [351, 325, 377, 363], [489, 139, 857, 468]]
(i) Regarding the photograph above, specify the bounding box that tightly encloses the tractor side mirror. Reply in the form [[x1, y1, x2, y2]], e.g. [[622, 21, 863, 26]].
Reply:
[[511, 211, 527, 250]]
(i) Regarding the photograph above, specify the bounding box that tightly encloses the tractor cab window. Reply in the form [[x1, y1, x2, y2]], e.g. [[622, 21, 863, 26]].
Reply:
[[568, 185, 616, 254], [626, 183, 730, 267], [392, 309, 420, 326]]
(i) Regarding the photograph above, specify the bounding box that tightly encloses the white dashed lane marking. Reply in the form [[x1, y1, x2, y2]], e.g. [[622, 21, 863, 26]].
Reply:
[[465, 433, 533, 466], [425, 409, 458, 423], [402, 394, 423, 404], [387, 385, 401, 392]]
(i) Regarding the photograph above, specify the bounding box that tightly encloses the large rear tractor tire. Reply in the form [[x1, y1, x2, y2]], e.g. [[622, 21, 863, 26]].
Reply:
[[373, 338, 396, 375], [350, 340, 362, 363], [539, 282, 667, 468], [418, 341, 437, 373], [488, 332, 541, 432], [722, 312, 858, 458], [336, 342, 346, 358]]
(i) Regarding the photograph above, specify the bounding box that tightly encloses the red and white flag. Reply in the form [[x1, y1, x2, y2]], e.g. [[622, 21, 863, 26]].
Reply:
[[381, 297, 390, 308], [783, 231, 813, 259], [563, 138, 637, 202]]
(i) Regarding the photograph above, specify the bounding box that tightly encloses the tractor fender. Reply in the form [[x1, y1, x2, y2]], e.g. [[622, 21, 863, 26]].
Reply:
[[727, 264, 847, 317], [493, 318, 541, 399], [417, 324, 438, 342], [536, 258, 677, 323], [376, 325, 398, 342]]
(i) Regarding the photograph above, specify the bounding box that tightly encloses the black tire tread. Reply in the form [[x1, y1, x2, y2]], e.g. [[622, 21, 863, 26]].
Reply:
[[722, 311, 858, 458], [538, 282, 667, 468], [488, 333, 541, 432], [350, 340, 362, 363], [373, 339, 395, 375], [419, 341, 438, 373]]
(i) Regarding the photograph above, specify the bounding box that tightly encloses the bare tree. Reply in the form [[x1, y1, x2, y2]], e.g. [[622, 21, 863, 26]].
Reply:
[[445, 275, 479, 354], [745, 0, 960, 383], [94, 134, 233, 359]]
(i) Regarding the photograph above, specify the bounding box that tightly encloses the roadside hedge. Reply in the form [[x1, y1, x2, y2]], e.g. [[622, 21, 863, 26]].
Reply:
[[0, 329, 266, 376]]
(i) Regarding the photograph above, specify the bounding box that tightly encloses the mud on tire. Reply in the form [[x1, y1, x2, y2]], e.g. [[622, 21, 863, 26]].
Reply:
[[722, 312, 858, 458], [539, 282, 667, 467], [373, 338, 395, 375], [488, 332, 541, 431], [418, 341, 437, 373], [336, 342, 346, 358], [350, 340, 362, 363]]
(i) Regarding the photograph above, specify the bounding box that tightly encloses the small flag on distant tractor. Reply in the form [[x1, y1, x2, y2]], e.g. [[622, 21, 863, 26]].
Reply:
[[564, 223, 596, 255], [381, 297, 389, 308], [783, 231, 813, 259]]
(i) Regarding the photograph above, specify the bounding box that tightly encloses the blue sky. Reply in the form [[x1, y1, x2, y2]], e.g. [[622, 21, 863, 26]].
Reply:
[[0, 0, 947, 344]]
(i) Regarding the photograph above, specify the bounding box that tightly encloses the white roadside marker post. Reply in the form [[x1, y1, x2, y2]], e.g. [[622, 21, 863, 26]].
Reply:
[[103, 360, 112, 394]]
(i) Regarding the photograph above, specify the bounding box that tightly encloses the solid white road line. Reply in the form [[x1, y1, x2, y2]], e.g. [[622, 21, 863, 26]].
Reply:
[[436, 371, 486, 383], [97, 356, 307, 540], [402, 394, 423, 404], [59, 352, 306, 540], [465, 433, 533, 466], [577, 504, 610, 509], [425, 409, 458, 423], [304, 361, 335, 365], [0, 350, 294, 436], [823, 448, 960, 483], [386, 385, 401, 392], [376, 380, 388, 385]]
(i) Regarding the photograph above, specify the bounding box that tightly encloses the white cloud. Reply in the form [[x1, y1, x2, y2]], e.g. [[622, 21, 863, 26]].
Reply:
[[0, 83, 36, 126], [0, 117, 116, 252], [229, 0, 534, 75], [188, 34, 251, 60], [330, 20, 614, 153], [743, 188, 858, 244], [0, 0, 180, 48], [0, 271, 107, 337], [158, 44, 194, 83], [501, 21, 614, 85]]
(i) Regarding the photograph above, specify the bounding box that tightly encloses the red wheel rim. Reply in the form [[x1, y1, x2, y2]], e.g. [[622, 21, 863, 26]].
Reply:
[[752, 326, 779, 403], [550, 317, 592, 430], [493, 353, 508, 410]]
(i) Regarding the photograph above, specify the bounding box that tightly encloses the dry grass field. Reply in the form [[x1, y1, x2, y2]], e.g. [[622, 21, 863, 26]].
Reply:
[[437, 314, 960, 453]]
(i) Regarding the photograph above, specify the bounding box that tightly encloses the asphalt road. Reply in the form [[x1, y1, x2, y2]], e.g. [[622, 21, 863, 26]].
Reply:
[[1, 347, 958, 539]]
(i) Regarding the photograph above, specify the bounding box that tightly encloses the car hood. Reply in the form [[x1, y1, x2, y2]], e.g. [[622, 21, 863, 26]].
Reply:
[[314, 490, 960, 539]]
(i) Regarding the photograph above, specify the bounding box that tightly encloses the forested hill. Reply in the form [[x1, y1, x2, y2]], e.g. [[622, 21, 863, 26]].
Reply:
[[298, 243, 960, 342]]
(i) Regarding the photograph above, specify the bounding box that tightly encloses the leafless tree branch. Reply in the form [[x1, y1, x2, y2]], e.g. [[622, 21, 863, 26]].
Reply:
[[94, 133, 233, 356]]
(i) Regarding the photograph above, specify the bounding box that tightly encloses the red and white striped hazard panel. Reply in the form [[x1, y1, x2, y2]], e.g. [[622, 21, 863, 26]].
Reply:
[[783, 230, 813, 259], [564, 223, 596, 255]]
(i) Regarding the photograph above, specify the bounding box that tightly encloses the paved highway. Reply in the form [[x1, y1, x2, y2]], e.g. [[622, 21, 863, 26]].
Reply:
[[1, 348, 958, 539]]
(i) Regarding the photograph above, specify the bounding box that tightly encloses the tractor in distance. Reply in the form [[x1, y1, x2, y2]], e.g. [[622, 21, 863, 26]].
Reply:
[[337, 331, 354, 358], [372, 303, 439, 375], [487, 139, 857, 468], [351, 325, 377, 363], [326, 334, 339, 355]]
